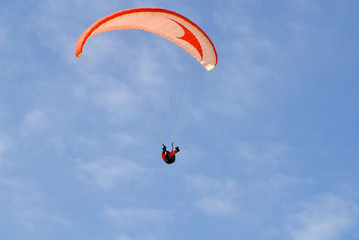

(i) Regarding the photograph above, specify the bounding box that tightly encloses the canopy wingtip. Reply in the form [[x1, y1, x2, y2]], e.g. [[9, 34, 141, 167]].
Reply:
[[76, 52, 83, 59], [205, 64, 215, 71]]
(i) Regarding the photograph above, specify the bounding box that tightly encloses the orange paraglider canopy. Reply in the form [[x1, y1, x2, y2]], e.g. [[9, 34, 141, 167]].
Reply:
[[75, 8, 217, 71]]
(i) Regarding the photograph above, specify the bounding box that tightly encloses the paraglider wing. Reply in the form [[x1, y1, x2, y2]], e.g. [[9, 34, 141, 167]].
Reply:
[[75, 8, 218, 71]]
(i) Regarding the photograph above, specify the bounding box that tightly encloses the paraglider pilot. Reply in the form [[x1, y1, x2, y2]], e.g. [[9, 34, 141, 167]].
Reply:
[[162, 144, 180, 164]]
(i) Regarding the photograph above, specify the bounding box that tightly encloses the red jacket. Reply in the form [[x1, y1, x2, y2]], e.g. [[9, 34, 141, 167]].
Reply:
[[161, 149, 178, 159]]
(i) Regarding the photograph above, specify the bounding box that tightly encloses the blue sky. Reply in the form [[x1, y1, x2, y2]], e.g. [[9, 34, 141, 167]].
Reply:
[[1, 0, 359, 239]]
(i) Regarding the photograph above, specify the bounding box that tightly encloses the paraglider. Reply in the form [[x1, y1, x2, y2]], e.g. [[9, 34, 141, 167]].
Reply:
[[161, 144, 180, 164], [75, 8, 217, 164], [75, 8, 217, 70]]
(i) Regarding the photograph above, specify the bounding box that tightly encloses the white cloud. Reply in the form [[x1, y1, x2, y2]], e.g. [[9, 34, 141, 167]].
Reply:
[[0, 139, 6, 156], [71, 70, 144, 124], [115, 233, 160, 240], [13, 206, 45, 230], [0, 19, 6, 46], [235, 142, 290, 175], [0, 176, 40, 207], [0, 134, 12, 166], [195, 197, 236, 217], [109, 132, 137, 148], [104, 205, 173, 228], [93, 83, 140, 122], [50, 215, 73, 227], [288, 194, 357, 240], [207, 2, 282, 117], [0, 175, 71, 230], [0, 165, 73, 231], [187, 175, 238, 217], [20, 109, 50, 137], [77, 156, 154, 190], [27, 1, 92, 64]]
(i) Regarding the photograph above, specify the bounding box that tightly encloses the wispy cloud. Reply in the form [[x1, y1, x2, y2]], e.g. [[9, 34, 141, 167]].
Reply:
[[114, 233, 160, 240], [206, 2, 282, 117], [235, 141, 291, 175], [69, 70, 144, 125], [20, 109, 51, 137], [186, 175, 239, 217], [0, 175, 72, 230], [195, 197, 236, 217], [0, 134, 11, 166], [0, 18, 6, 47], [287, 194, 358, 240], [77, 156, 154, 191], [109, 132, 137, 148], [104, 205, 173, 228], [92, 82, 140, 123]]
